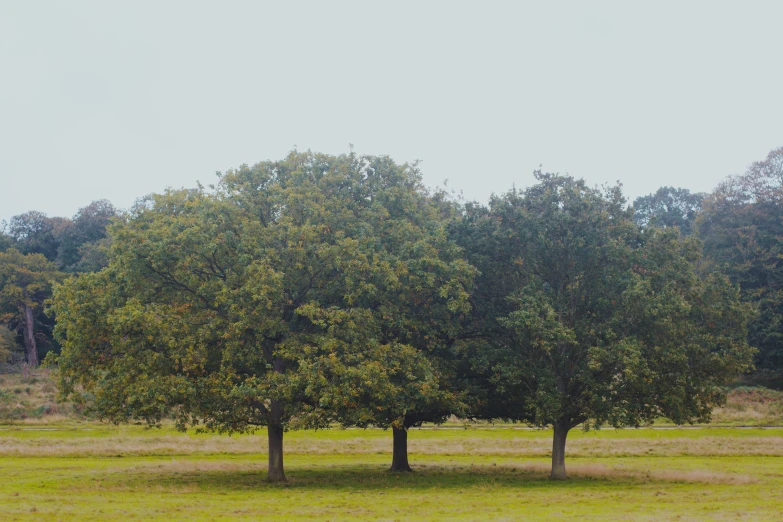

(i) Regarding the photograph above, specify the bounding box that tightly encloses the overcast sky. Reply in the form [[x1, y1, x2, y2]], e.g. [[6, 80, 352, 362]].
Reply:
[[1, 0, 782, 222]]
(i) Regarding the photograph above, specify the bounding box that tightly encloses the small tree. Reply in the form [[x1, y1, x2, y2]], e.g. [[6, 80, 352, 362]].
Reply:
[[459, 173, 753, 479]]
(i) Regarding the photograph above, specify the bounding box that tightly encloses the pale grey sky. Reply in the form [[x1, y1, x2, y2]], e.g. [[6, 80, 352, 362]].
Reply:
[[1, 0, 782, 222]]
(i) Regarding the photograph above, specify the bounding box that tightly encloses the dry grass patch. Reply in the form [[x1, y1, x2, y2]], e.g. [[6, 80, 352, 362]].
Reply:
[[404, 434, 783, 458], [1, 429, 782, 459], [0, 433, 266, 457], [712, 387, 783, 426], [0, 369, 83, 422]]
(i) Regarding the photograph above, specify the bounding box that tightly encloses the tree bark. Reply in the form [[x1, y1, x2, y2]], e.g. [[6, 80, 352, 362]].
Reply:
[[550, 421, 570, 480], [389, 426, 413, 472], [267, 420, 286, 482], [23, 305, 38, 367]]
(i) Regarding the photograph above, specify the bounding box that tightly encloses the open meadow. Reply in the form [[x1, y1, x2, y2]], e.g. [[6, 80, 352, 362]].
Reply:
[[0, 423, 781, 521], [1, 371, 783, 520], [1, 371, 783, 521]]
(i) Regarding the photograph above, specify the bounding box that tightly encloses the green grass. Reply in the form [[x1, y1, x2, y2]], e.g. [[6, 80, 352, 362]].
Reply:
[[0, 425, 782, 520], [1, 370, 782, 519]]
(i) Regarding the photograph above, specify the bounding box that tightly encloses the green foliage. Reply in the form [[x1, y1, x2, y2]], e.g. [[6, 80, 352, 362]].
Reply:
[[70, 237, 112, 273], [51, 152, 473, 437], [0, 231, 12, 253], [288, 307, 458, 430], [282, 156, 475, 430], [699, 146, 783, 371], [0, 325, 16, 364], [0, 249, 63, 362], [633, 186, 704, 235], [6, 211, 63, 261], [0, 203, 115, 364], [457, 173, 754, 433], [6, 201, 116, 272], [55, 200, 116, 271]]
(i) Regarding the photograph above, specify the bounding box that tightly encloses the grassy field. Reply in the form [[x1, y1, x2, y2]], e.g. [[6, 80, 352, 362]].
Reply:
[[0, 424, 782, 520], [1, 371, 783, 520]]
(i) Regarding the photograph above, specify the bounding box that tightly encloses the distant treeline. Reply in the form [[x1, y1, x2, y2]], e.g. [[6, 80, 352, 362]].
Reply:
[[0, 200, 116, 365], [633, 145, 783, 370], [0, 146, 780, 481]]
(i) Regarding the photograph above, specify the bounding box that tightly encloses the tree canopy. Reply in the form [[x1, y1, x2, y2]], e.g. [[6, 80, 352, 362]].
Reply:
[[633, 186, 704, 235], [51, 151, 473, 480], [455, 173, 754, 478], [283, 156, 475, 471], [55, 199, 116, 271], [6, 211, 63, 261]]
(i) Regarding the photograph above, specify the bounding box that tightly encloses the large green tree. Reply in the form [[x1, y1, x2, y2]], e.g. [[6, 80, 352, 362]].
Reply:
[[53, 180, 356, 481], [455, 173, 753, 479], [52, 151, 472, 480]]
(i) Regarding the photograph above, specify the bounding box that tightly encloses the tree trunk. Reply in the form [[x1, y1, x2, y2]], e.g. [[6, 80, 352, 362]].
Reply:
[[267, 420, 286, 482], [550, 421, 570, 480], [266, 357, 286, 482], [389, 426, 413, 472], [23, 305, 38, 367], [266, 355, 286, 482]]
